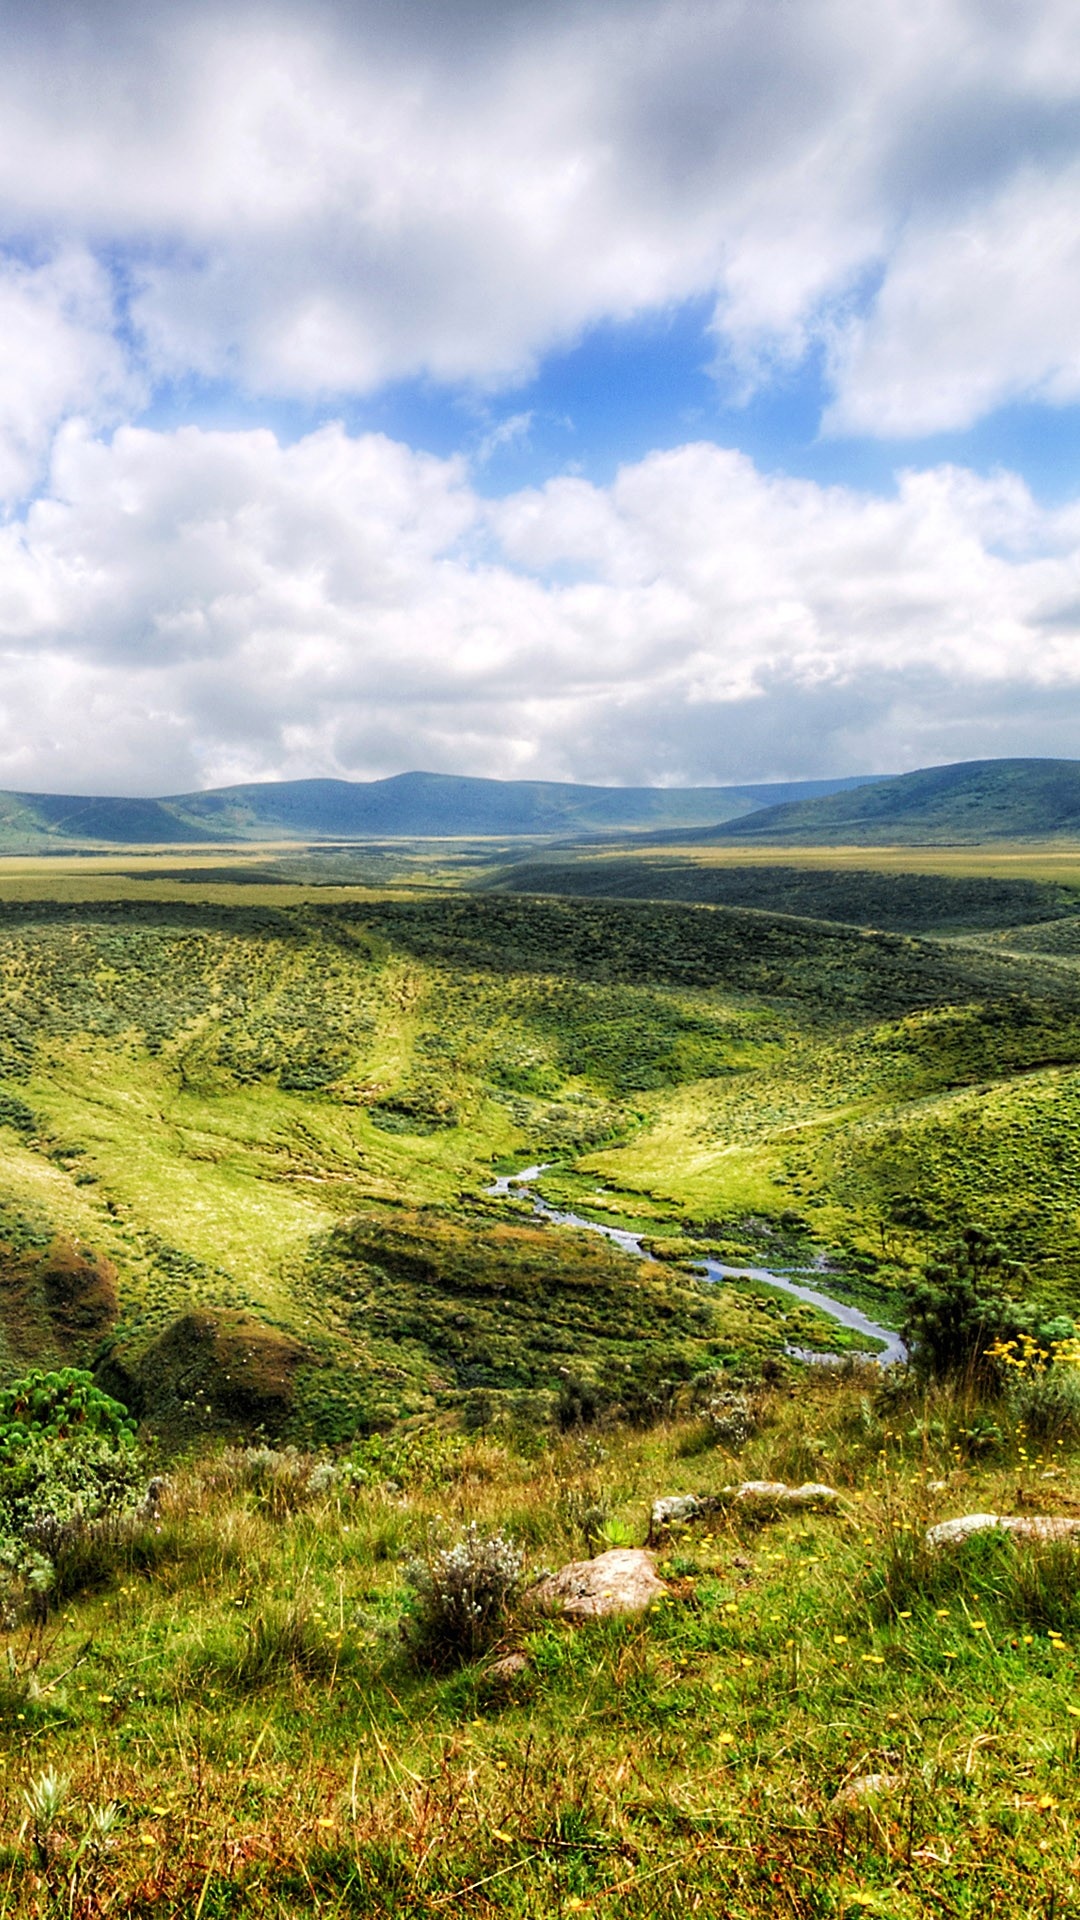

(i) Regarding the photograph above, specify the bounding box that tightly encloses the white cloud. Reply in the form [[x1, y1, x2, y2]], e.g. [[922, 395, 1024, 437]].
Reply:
[[0, 421, 1079, 791], [0, 1, 1077, 433], [826, 160, 1080, 434], [0, 249, 136, 504]]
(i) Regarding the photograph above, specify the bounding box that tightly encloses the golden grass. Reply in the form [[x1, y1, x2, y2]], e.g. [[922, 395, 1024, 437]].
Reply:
[[622, 839, 1080, 884]]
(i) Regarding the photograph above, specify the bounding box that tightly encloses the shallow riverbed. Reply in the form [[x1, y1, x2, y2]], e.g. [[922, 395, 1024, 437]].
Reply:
[[488, 1166, 906, 1366]]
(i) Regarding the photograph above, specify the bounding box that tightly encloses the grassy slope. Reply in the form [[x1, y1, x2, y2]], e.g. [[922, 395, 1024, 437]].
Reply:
[[0, 879, 1078, 1435], [707, 756, 1080, 845], [3, 857, 1080, 1914], [0, 894, 897, 1432], [490, 853, 1080, 931], [5, 1376, 1080, 1916]]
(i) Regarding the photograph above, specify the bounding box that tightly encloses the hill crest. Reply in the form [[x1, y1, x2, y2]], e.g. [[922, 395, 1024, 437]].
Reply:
[[706, 758, 1080, 845], [0, 769, 880, 850]]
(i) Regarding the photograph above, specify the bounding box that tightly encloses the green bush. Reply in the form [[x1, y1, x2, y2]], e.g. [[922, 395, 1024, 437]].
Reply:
[[1006, 1362, 1080, 1441], [901, 1227, 1065, 1380], [0, 1368, 136, 1461], [0, 1429, 149, 1617], [0, 1368, 144, 1618]]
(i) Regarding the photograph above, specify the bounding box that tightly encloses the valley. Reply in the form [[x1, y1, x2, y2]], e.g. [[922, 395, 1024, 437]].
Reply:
[[0, 839, 1079, 1434], [4, 809, 1080, 1914]]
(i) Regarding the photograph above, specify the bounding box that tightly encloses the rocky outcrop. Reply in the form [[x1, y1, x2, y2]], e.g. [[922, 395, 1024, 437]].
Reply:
[[650, 1494, 706, 1533], [926, 1513, 1080, 1550], [732, 1480, 839, 1511], [531, 1548, 666, 1621], [650, 1480, 840, 1536]]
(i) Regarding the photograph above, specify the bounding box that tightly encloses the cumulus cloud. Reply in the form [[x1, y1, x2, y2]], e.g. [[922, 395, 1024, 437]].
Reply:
[[0, 0, 1076, 431], [0, 421, 1079, 792], [0, 249, 136, 503], [2, 2, 1080, 790], [826, 160, 1080, 434]]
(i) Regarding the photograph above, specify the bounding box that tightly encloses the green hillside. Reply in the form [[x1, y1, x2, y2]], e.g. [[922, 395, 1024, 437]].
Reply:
[[490, 853, 1080, 932], [4, 865, 1080, 1916], [0, 881, 1076, 1441], [0, 771, 880, 851], [706, 757, 1080, 845]]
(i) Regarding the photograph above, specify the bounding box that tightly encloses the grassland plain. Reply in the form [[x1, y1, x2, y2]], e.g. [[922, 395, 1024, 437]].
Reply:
[[0, 861, 1074, 1434], [0, 882, 912, 1438]]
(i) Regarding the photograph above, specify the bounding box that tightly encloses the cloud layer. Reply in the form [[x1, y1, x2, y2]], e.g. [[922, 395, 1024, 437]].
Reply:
[[2, 421, 1079, 793], [1, 1, 1080, 788], [2, 1, 1080, 444]]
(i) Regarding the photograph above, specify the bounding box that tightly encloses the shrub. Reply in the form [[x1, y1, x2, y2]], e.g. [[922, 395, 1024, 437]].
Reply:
[[0, 1368, 136, 1460], [403, 1523, 525, 1669], [988, 1332, 1080, 1442], [0, 1406, 148, 1619], [901, 1226, 1067, 1381]]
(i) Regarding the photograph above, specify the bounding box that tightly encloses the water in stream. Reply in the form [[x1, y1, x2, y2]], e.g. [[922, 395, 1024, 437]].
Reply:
[[488, 1167, 906, 1367]]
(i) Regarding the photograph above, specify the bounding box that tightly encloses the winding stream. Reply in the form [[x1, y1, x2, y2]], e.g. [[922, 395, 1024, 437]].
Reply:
[[488, 1166, 906, 1367]]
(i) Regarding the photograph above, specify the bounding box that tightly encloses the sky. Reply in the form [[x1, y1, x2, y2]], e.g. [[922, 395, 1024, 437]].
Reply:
[[3, 0, 1080, 794]]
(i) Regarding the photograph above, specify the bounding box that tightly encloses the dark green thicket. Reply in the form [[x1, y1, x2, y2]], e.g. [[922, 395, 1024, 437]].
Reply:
[[353, 894, 1070, 1015], [902, 1227, 1075, 1379], [490, 857, 1080, 933]]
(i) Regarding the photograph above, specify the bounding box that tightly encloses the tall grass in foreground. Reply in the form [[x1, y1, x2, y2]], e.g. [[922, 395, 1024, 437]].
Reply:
[[2, 1371, 1080, 1914]]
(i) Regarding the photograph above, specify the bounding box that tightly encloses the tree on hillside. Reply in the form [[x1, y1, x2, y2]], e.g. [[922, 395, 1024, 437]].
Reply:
[[902, 1225, 1053, 1380]]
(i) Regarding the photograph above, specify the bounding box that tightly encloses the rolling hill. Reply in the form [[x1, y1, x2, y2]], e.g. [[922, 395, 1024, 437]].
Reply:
[[489, 854, 1080, 932], [706, 758, 1080, 845], [0, 771, 880, 849]]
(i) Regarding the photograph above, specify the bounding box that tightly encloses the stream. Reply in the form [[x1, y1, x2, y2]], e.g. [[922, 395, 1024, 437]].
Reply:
[[488, 1166, 907, 1367]]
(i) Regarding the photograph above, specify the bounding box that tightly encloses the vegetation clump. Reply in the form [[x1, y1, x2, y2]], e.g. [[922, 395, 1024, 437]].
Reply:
[[0, 1367, 146, 1618], [404, 1522, 525, 1669], [903, 1227, 1075, 1380], [0, 1367, 135, 1456]]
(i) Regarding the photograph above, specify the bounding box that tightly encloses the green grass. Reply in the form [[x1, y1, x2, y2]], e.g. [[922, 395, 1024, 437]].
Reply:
[[2, 855, 1080, 1910], [1, 881, 1080, 1437], [3, 1375, 1080, 1915]]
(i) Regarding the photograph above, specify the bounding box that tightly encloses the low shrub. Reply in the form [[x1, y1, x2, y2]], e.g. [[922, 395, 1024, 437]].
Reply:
[[0, 1370, 147, 1618], [0, 1368, 136, 1460], [403, 1523, 525, 1670], [988, 1334, 1080, 1443], [902, 1227, 1075, 1382]]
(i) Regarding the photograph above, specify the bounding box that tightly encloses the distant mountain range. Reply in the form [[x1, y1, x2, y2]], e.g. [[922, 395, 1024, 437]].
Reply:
[[705, 758, 1080, 845], [3, 758, 1079, 851], [0, 770, 880, 850]]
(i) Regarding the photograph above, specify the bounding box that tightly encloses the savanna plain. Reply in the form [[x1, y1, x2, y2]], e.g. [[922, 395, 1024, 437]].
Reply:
[[4, 839, 1080, 1915]]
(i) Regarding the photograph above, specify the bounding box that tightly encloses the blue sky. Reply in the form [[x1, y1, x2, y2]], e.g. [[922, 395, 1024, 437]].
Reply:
[[2, 0, 1080, 795], [142, 293, 1080, 508]]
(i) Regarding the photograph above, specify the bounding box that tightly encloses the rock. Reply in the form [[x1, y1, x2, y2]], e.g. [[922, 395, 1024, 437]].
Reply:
[[483, 1651, 529, 1684], [925, 1514, 1006, 1549], [649, 1493, 705, 1536], [648, 1481, 839, 1538], [732, 1480, 840, 1510], [926, 1513, 1080, 1550], [530, 1548, 666, 1621], [1008, 1517, 1080, 1542], [833, 1773, 904, 1810]]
